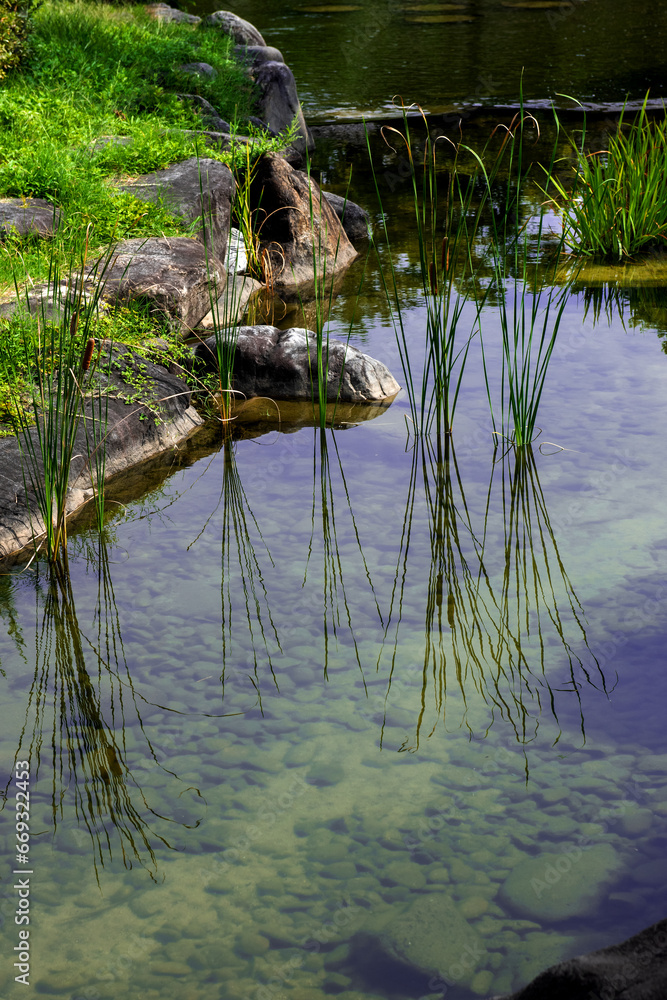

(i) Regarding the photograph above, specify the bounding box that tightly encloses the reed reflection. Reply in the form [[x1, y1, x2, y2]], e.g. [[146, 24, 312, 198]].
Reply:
[[304, 427, 382, 685], [4, 541, 203, 883], [189, 438, 281, 708], [380, 439, 609, 748]]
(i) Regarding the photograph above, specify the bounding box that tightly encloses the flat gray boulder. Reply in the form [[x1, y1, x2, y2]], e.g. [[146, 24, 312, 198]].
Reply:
[[203, 10, 266, 46], [323, 192, 370, 242], [116, 157, 235, 262], [95, 237, 224, 332], [249, 154, 357, 296], [254, 61, 313, 154], [194, 325, 400, 403], [494, 918, 667, 1000], [0, 197, 61, 237]]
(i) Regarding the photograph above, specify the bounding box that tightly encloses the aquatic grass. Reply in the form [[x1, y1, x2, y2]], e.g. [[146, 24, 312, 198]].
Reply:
[[197, 161, 243, 426], [187, 439, 281, 709], [1, 234, 116, 561], [548, 95, 667, 260], [227, 126, 300, 286], [299, 160, 365, 429], [468, 104, 570, 448], [366, 105, 486, 439]]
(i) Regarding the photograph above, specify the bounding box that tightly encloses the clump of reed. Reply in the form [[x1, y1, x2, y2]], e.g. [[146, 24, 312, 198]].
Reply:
[[472, 107, 570, 448], [1, 230, 114, 562], [367, 105, 483, 438], [377, 439, 608, 748], [367, 97, 571, 450], [7, 537, 204, 883], [549, 96, 667, 260], [300, 161, 365, 430]]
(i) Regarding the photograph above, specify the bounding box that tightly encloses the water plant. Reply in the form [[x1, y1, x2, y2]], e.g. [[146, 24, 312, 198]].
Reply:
[[470, 107, 570, 448], [187, 438, 281, 709], [1, 233, 115, 562], [548, 96, 667, 260], [367, 105, 484, 438], [303, 428, 380, 685], [299, 162, 367, 429]]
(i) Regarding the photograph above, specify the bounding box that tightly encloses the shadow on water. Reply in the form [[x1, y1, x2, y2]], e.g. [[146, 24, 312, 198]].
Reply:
[[0, 540, 206, 884], [378, 439, 611, 750]]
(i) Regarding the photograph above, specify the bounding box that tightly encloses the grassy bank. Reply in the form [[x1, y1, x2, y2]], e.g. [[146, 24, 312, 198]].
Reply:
[[0, 1, 283, 439], [0, 0, 259, 292]]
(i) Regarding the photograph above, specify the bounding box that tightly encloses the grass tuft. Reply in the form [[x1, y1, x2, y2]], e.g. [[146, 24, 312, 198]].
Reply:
[[549, 96, 667, 260]]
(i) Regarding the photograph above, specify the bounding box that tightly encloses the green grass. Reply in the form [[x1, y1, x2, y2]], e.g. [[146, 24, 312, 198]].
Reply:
[[549, 97, 667, 260]]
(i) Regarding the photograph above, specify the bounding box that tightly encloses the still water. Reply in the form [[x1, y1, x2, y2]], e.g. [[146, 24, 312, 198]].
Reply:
[[1, 2, 667, 999], [186, 0, 667, 119]]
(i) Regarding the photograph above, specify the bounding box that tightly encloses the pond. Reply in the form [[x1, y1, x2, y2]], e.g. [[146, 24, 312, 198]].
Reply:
[[1, 4, 667, 1000]]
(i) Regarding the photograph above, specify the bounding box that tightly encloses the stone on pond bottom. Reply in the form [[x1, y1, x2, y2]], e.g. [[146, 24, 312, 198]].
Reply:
[[499, 844, 623, 922]]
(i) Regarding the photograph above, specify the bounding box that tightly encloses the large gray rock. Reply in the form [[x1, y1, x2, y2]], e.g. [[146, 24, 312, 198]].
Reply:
[[0, 197, 61, 237], [254, 61, 313, 154], [368, 893, 487, 990], [145, 3, 200, 23], [0, 282, 86, 323], [194, 325, 400, 403], [203, 10, 266, 46], [178, 61, 217, 81], [249, 155, 357, 296], [0, 343, 203, 561], [235, 44, 284, 68], [494, 918, 667, 1000], [116, 157, 235, 263], [95, 237, 224, 333], [196, 275, 263, 330], [499, 845, 624, 923], [323, 192, 370, 242], [176, 94, 231, 134]]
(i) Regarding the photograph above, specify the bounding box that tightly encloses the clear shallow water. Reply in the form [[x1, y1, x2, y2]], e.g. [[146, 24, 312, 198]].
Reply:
[[2, 6, 667, 995], [1, 270, 667, 998]]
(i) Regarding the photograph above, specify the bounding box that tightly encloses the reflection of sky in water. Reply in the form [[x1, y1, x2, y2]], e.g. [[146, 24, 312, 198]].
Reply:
[[1, 269, 666, 996]]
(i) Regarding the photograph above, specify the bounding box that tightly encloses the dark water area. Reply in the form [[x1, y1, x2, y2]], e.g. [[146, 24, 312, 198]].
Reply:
[[1, 2, 667, 999], [187, 0, 667, 120]]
